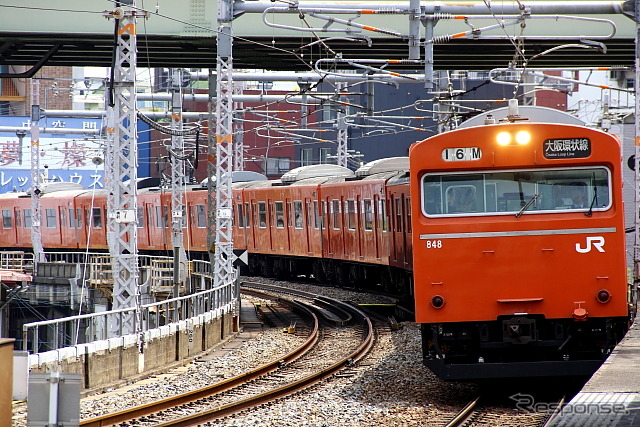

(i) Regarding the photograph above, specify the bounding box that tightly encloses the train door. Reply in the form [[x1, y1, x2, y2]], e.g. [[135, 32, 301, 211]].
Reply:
[[328, 197, 342, 256], [305, 198, 316, 255], [405, 196, 412, 267], [136, 206, 148, 250], [12, 206, 21, 246], [44, 206, 62, 247], [252, 201, 260, 250], [320, 200, 327, 257], [268, 199, 274, 251], [146, 203, 158, 248], [243, 201, 250, 249], [356, 196, 363, 259], [345, 198, 356, 258], [394, 195, 405, 265], [2, 207, 17, 246], [286, 199, 293, 252], [373, 195, 381, 259]]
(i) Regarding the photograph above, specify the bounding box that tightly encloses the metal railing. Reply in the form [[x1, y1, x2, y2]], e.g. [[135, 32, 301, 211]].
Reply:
[[18, 252, 238, 354]]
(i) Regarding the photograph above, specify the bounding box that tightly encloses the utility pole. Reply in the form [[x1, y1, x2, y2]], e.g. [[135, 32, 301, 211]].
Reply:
[[634, 0, 640, 314], [105, 2, 143, 337], [335, 82, 348, 167], [210, 0, 237, 294], [233, 82, 244, 171], [170, 68, 188, 301], [29, 79, 45, 266]]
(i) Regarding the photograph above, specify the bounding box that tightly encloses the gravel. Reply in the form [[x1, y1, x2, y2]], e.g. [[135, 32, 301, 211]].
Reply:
[[12, 278, 480, 426]]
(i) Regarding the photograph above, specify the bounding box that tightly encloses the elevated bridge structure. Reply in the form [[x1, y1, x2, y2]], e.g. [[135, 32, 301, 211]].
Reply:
[[0, 0, 636, 72]]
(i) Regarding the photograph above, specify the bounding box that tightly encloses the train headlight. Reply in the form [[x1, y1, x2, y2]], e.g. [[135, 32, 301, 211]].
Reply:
[[515, 131, 531, 145], [596, 289, 611, 303], [496, 132, 511, 146], [431, 295, 445, 309]]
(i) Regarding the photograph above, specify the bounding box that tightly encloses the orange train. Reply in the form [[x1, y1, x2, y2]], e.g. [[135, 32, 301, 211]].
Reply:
[[410, 110, 633, 380], [0, 107, 633, 381], [0, 160, 414, 297]]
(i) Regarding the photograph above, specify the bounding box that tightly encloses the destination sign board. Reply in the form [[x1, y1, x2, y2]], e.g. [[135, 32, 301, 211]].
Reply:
[[543, 138, 591, 159]]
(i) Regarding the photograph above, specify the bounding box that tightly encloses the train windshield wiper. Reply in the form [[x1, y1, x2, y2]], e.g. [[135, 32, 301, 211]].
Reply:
[[585, 186, 597, 217], [515, 194, 540, 218]]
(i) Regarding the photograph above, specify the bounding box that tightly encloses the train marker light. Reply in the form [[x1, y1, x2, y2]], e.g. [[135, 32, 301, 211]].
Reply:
[[596, 289, 611, 303], [496, 132, 511, 146], [431, 295, 445, 309], [515, 131, 531, 145]]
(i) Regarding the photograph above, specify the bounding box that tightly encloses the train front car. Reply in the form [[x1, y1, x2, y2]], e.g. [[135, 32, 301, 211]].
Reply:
[[409, 118, 630, 381]]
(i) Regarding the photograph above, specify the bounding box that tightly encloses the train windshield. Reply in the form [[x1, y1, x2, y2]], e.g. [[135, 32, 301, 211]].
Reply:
[[422, 167, 611, 217]]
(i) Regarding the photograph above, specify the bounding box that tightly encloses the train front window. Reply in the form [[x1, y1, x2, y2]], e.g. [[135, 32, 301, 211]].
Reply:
[[422, 167, 611, 217]]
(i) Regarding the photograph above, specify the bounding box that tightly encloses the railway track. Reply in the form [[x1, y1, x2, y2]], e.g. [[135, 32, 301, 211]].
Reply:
[[444, 395, 566, 427], [80, 283, 374, 426]]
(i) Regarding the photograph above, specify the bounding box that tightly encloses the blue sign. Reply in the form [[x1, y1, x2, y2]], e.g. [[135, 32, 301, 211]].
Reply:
[[0, 116, 150, 193]]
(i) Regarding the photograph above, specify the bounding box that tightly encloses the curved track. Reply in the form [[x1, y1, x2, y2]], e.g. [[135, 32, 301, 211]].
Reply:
[[80, 283, 374, 426]]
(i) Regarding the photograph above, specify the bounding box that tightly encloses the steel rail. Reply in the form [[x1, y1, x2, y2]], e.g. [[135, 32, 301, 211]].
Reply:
[[151, 287, 375, 426], [446, 396, 481, 427], [79, 293, 319, 427]]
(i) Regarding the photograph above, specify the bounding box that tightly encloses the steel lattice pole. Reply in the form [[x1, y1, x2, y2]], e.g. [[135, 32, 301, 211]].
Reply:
[[29, 79, 46, 266], [170, 68, 188, 296], [106, 5, 141, 338], [213, 24, 236, 291]]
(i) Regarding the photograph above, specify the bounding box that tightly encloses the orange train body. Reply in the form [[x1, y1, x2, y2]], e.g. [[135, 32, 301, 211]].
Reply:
[[409, 121, 631, 380]]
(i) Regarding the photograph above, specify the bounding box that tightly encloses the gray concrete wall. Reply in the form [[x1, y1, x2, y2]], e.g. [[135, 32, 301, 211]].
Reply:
[[28, 310, 237, 392]]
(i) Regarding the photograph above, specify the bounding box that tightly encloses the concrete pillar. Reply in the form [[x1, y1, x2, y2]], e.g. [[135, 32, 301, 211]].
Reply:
[[0, 338, 15, 426]]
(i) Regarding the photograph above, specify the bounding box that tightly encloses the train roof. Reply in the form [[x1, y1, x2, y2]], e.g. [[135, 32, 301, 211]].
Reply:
[[458, 105, 585, 128], [360, 170, 408, 182], [355, 157, 409, 177], [200, 171, 269, 188], [238, 179, 281, 189], [33, 182, 85, 195], [387, 172, 410, 186], [290, 176, 350, 186], [280, 164, 354, 184]]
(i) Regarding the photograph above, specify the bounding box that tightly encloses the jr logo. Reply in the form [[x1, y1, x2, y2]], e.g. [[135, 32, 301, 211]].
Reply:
[[576, 236, 605, 253]]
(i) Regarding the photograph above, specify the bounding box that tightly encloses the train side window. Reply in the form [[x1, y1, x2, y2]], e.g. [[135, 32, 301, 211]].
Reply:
[[236, 203, 245, 228], [60, 208, 66, 230], [275, 201, 285, 228], [2, 209, 12, 229], [363, 199, 373, 231], [137, 207, 144, 228], [313, 201, 321, 230], [146, 205, 155, 228], [395, 198, 403, 232], [287, 202, 293, 227], [380, 199, 387, 232], [92, 207, 102, 229], [15, 209, 21, 228], [45, 208, 56, 229], [76, 208, 82, 229], [331, 199, 341, 230], [346, 199, 356, 230], [163, 206, 169, 228], [258, 202, 267, 228], [23, 209, 32, 229], [244, 202, 250, 228], [405, 198, 412, 233], [68, 208, 76, 229], [306, 201, 313, 228], [195, 204, 206, 228], [294, 201, 303, 229], [155, 206, 163, 228]]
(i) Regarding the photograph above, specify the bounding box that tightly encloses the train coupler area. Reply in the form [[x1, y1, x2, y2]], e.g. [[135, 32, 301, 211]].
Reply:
[[421, 317, 628, 381]]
